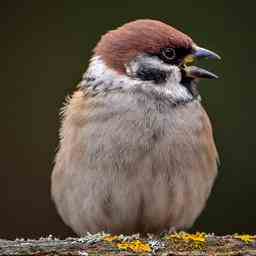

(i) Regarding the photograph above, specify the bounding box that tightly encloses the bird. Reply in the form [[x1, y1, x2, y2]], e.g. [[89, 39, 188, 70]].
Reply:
[[51, 19, 220, 236]]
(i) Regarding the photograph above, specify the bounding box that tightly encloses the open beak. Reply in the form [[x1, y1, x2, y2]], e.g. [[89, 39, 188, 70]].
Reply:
[[182, 44, 221, 79]]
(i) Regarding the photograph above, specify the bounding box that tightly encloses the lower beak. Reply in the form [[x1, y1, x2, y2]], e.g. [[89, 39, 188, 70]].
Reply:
[[184, 66, 218, 79], [183, 44, 221, 79]]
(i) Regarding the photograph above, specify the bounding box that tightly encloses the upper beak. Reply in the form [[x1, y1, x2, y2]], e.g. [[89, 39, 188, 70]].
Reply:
[[192, 45, 221, 60], [183, 44, 221, 79]]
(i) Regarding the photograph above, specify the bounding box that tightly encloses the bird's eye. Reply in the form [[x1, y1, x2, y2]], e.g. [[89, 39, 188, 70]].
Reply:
[[161, 48, 176, 61]]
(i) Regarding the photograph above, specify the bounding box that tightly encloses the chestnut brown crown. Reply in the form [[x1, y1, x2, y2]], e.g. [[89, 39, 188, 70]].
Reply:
[[94, 19, 193, 73]]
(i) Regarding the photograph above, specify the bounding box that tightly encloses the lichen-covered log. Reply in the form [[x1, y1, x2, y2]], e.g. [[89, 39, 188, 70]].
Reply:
[[0, 232, 256, 255]]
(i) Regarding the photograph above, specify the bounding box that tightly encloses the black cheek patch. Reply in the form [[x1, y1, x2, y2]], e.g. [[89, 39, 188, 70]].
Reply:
[[136, 65, 167, 84]]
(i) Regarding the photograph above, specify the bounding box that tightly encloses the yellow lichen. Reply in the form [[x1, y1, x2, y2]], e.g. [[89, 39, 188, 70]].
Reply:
[[183, 233, 207, 243], [234, 234, 256, 244], [103, 235, 119, 242], [168, 232, 207, 248], [117, 240, 152, 253], [169, 232, 206, 242]]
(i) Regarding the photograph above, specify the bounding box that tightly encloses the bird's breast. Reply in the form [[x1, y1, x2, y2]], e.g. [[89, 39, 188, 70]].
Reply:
[[52, 89, 218, 234]]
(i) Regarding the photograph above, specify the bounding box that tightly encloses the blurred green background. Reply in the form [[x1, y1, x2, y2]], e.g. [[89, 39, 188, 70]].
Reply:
[[1, 2, 256, 239]]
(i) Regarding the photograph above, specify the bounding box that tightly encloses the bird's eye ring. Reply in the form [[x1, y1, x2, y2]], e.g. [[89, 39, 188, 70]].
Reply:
[[161, 48, 176, 61]]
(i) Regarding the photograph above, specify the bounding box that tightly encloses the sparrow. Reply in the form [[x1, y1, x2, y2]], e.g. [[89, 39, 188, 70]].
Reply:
[[51, 19, 220, 235]]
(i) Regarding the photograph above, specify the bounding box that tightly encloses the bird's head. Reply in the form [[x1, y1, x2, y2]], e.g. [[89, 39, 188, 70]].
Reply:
[[83, 19, 220, 103]]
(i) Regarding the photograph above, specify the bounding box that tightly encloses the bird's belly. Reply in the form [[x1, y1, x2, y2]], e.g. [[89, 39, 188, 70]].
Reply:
[[62, 154, 214, 235], [52, 98, 218, 235]]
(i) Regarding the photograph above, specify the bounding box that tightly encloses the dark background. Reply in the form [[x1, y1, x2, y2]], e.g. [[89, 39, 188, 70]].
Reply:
[[1, 2, 256, 239]]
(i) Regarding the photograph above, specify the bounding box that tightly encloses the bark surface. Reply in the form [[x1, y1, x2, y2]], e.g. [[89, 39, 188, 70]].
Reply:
[[1, 232, 256, 255]]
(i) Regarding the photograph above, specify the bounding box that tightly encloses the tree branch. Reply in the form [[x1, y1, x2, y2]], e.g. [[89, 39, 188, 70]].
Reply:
[[0, 232, 256, 255]]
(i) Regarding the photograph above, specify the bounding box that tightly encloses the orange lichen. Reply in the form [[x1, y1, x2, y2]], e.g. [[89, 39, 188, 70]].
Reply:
[[234, 234, 256, 244], [117, 240, 152, 253], [103, 235, 120, 242], [169, 232, 206, 242], [168, 232, 207, 248]]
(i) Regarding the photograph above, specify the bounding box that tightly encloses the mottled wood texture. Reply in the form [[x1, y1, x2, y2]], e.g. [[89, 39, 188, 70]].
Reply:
[[1, 232, 256, 255]]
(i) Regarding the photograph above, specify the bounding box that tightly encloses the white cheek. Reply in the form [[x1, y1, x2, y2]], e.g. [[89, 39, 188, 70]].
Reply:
[[166, 65, 182, 84], [81, 56, 138, 90], [163, 66, 192, 100]]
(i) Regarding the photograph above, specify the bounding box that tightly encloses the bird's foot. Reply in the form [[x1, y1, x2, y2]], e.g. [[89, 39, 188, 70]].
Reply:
[[159, 227, 177, 238], [168, 226, 177, 234]]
